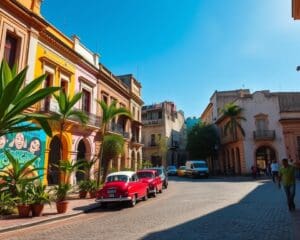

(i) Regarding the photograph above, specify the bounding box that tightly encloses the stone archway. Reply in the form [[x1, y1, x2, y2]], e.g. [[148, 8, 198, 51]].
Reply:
[[48, 136, 61, 185], [255, 146, 276, 172]]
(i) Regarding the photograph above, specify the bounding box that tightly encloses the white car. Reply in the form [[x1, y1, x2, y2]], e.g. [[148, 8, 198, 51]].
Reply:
[[185, 160, 209, 178]]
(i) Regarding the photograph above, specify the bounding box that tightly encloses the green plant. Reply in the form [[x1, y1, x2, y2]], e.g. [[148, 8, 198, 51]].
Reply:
[[15, 183, 33, 205], [0, 191, 17, 215], [142, 160, 152, 169], [0, 150, 42, 197], [53, 90, 88, 160], [53, 183, 71, 202], [87, 180, 98, 192], [101, 134, 125, 182], [29, 182, 50, 205], [54, 160, 85, 184], [0, 60, 59, 137], [78, 180, 90, 192], [96, 100, 132, 185]]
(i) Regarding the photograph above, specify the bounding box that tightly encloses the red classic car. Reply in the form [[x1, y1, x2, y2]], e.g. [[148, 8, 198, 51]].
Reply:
[[95, 171, 149, 207], [137, 170, 163, 197]]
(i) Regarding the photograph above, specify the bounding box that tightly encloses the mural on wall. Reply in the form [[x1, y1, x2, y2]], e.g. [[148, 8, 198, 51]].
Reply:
[[0, 125, 46, 178]]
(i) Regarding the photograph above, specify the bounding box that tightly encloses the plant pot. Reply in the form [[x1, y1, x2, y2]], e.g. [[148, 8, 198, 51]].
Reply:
[[17, 204, 31, 218], [79, 191, 87, 199], [56, 201, 68, 214], [89, 191, 96, 198], [31, 204, 44, 217]]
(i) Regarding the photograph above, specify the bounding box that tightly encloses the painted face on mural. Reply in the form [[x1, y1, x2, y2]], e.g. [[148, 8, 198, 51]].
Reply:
[[14, 133, 26, 150], [29, 139, 41, 154], [0, 136, 7, 149]]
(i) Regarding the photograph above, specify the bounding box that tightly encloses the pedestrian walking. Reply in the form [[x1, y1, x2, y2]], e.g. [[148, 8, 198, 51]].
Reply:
[[251, 165, 257, 179], [278, 158, 296, 211], [271, 160, 279, 183]]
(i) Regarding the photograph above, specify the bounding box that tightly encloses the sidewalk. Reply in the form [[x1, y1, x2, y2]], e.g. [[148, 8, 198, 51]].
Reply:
[[0, 194, 99, 233]]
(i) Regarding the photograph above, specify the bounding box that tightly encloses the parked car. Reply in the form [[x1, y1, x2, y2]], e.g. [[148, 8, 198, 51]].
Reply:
[[147, 167, 168, 189], [177, 166, 186, 177], [185, 160, 209, 178], [95, 171, 148, 207], [167, 165, 177, 176], [137, 170, 163, 197]]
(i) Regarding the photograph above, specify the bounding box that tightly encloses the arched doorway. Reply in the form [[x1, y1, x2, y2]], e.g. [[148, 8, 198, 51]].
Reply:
[[76, 139, 87, 183], [256, 146, 276, 172], [48, 136, 61, 185]]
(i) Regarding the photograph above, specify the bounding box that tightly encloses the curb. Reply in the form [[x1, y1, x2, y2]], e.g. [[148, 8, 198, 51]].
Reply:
[[0, 203, 99, 234]]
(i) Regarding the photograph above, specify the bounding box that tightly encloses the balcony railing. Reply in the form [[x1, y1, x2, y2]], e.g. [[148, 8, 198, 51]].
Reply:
[[131, 136, 142, 144], [142, 119, 162, 126], [253, 130, 276, 141], [108, 122, 129, 138]]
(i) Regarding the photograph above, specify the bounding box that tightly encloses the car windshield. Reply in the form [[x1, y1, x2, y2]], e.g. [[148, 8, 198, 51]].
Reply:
[[150, 168, 162, 175], [193, 163, 207, 168], [179, 166, 186, 170], [168, 166, 176, 170], [137, 172, 154, 178], [106, 175, 128, 182]]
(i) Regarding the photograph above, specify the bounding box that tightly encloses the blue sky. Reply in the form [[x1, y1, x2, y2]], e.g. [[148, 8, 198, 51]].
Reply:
[[42, 0, 300, 117]]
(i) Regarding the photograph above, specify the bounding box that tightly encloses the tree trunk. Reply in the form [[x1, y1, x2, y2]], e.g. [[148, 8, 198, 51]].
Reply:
[[96, 125, 106, 186]]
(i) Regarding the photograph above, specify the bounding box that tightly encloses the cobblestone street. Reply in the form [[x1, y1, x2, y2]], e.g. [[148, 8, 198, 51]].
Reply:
[[0, 178, 297, 240]]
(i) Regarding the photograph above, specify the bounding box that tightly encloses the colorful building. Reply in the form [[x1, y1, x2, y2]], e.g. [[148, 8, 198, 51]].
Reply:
[[0, 0, 144, 185], [201, 89, 300, 174], [142, 101, 187, 167]]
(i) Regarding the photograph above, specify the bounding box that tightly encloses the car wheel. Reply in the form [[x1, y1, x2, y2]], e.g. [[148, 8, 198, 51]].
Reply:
[[130, 195, 136, 207], [143, 190, 148, 201], [164, 182, 168, 189], [159, 187, 163, 194]]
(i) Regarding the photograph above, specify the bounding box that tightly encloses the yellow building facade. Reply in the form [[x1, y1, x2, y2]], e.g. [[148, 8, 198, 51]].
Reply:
[[0, 0, 144, 185]]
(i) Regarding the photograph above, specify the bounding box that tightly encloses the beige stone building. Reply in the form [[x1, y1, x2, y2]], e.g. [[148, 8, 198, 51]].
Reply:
[[201, 89, 300, 175], [142, 101, 187, 167]]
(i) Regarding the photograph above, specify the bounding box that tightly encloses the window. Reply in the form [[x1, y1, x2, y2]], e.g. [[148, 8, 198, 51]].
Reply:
[[132, 106, 136, 119], [256, 119, 267, 131], [102, 94, 108, 104], [44, 74, 53, 111], [82, 89, 91, 113], [151, 134, 156, 146], [158, 111, 162, 119], [61, 80, 68, 94], [4, 33, 19, 68]]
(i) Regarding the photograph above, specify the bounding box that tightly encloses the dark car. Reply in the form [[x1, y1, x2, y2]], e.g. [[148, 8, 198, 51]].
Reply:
[[147, 167, 168, 189]]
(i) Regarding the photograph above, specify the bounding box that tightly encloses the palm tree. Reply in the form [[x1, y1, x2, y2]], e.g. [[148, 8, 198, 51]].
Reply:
[[96, 100, 131, 185], [0, 60, 59, 137], [53, 90, 88, 161], [101, 134, 124, 182], [222, 103, 246, 140]]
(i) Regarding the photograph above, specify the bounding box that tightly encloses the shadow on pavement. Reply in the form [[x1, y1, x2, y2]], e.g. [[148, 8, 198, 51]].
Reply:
[[168, 175, 270, 183], [140, 182, 294, 240]]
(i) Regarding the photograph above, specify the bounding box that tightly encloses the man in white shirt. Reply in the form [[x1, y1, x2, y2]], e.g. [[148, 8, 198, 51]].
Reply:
[[271, 160, 279, 183]]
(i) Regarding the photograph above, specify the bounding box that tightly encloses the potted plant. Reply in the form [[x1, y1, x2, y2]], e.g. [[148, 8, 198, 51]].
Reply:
[[0, 191, 17, 218], [29, 182, 50, 217], [54, 183, 71, 214], [88, 180, 98, 198], [78, 180, 89, 199], [15, 183, 33, 218]]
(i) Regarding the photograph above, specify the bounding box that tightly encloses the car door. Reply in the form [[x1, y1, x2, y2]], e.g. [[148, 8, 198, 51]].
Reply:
[[155, 171, 163, 190]]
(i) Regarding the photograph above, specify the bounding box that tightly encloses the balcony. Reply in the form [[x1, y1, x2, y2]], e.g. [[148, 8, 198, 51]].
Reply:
[[108, 122, 130, 138], [253, 130, 276, 141], [142, 119, 163, 126]]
